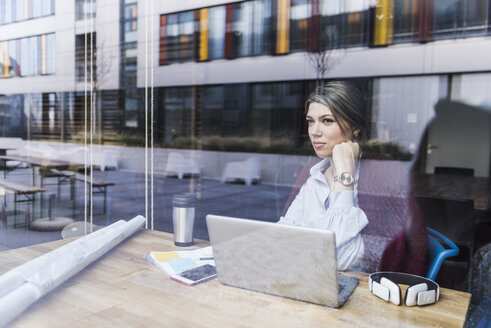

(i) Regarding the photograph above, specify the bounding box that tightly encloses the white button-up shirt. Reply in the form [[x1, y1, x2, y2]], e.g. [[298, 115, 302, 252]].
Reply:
[[279, 158, 369, 271]]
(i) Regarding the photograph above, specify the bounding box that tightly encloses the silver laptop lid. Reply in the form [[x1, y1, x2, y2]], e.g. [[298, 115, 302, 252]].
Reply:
[[206, 214, 340, 307]]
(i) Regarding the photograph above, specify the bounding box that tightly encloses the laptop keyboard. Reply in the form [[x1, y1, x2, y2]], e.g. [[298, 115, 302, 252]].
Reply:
[[338, 274, 359, 305]]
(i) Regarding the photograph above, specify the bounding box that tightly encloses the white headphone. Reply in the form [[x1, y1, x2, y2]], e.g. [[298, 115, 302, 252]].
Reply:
[[369, 272, 440, 306]]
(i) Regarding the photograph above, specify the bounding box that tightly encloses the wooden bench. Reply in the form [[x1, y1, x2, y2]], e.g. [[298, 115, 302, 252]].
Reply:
[[0, 179, 45, 227], [73, 173, 114, 214], [45, 170, 114, 214]]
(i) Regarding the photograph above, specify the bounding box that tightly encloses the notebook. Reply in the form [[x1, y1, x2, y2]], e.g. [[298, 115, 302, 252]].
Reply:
[[206, 214, 358, 308]]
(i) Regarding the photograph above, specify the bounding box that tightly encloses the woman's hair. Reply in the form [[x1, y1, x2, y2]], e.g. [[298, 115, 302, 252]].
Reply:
[[305, 81, 367, 144]]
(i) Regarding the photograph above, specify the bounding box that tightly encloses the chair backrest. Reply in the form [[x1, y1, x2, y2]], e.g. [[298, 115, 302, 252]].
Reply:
[[427, 227, 459, 281], [434, 166, 474, 176]]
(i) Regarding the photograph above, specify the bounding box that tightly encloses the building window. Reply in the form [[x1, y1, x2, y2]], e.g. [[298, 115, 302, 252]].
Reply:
[[160, 10, 195, 64], [392, 0, 421, 43], [75, 33, 96, 82], [76, 0, 96, 21], [290, 0, 310, 52], [124, 3, 137, 42], [178, 11, 195, 61], [0, 0, 54, 25], [46, 33, 56, 74], [160, 13, 178, 64], [202, 84, 250, 138], [318, 0, 346, 49], [0, 41, 6, 77], [251, 82, 303, 143], [430, 0, 488, 40], [162, 87, 194, 144], [20, 38, 28, 76], [8, 39, 18, 77], [0, 33, 55, 78], [231, 2, 253, 58], [208, 6, 226, 60], [252, 0, 272, 56]]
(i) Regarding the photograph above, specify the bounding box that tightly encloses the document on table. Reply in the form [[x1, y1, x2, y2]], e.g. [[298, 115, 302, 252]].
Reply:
[[145, 246, 215, 275]]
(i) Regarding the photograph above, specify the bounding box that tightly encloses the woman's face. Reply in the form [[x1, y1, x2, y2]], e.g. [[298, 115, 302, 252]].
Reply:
[[306, 102, 349, 158]]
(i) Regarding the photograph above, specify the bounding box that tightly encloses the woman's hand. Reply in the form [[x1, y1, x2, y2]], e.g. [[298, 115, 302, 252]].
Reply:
[[331, 141, 360, 177]]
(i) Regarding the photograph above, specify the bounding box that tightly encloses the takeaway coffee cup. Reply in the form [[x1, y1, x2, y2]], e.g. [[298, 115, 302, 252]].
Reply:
[[172, 193, 196, 247]]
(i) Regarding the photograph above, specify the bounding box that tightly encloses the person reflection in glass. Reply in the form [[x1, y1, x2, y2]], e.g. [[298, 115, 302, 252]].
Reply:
[[279, 81, 427, 274]]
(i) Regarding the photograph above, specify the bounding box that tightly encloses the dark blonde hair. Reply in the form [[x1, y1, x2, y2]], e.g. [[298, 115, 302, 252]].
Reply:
[[306, 81, 367, 144]]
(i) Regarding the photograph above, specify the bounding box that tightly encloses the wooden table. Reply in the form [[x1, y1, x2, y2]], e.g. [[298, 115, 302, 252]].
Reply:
[[413, 173, 489, 209], [0, 230, 471, 328], [0, 155, 80, 185]]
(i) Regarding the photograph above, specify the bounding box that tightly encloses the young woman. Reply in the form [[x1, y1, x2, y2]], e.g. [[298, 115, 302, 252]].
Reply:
[[279, 81, 428, 274]]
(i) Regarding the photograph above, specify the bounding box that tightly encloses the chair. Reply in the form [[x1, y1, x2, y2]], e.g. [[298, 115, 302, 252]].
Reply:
[[434, 166, 474, 176], [164, 152, 201, 179], [416, 195, 475, 290], [427, 227, 459, 281], [221, 157, 261, 186]]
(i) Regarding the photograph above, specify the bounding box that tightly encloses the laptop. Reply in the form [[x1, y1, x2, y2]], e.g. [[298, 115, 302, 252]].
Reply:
[[206, 214, 358, 308]]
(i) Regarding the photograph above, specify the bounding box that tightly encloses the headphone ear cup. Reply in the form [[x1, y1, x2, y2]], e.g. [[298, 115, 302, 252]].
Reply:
[[405, 283, 428, 306], [380, 277, 401, 305]]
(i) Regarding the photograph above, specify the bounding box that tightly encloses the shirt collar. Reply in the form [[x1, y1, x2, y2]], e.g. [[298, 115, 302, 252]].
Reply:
[[310, 158, 330, 184]]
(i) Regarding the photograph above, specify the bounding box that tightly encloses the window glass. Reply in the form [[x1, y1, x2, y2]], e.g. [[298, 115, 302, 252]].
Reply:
[[29, 36, 40, 76], [164, 13, 179, 63], [392, 0, 420, 43], [371, 76, 446, 155], [0, 94, 26, 138], [8, 39, 17, 77], [251, 82, 303, 144], [345, 11, 368, 47], [4, 0, 12, 24], [15, 0, 24, 21], [0, 41, 6, 77], [0, 0, 3, 25], [209, 6, 226, 59], [76, 0, 96, 20], [46, 33, 55, 74], [20, 37, 28, 76], [290, 0, 310, 52], [32, 0, 42, 18], [462, 0, 488, 36], [319, 0, 345, 49], [178, 11, 194, 61], [202, 84, 250, 138], [75, 33, 96, 82], [162, 87, 194, 144], [41, 0, 51, 16], [252, 0, 271, 56], [232, 2, 253, 57]]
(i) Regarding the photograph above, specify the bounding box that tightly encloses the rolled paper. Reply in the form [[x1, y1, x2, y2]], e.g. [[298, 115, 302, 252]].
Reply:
[[0, 215, 146, 327]]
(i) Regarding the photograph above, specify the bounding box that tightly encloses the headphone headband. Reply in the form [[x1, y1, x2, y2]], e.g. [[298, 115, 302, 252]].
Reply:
[[369, 272, 440, 306]]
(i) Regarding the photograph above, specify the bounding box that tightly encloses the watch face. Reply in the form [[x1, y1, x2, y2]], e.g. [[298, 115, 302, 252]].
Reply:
[[340, 172, 354, 186]]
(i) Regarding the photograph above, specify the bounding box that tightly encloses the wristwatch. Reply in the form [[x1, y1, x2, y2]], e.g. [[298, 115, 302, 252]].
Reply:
[[334, 172, 355, 186]]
